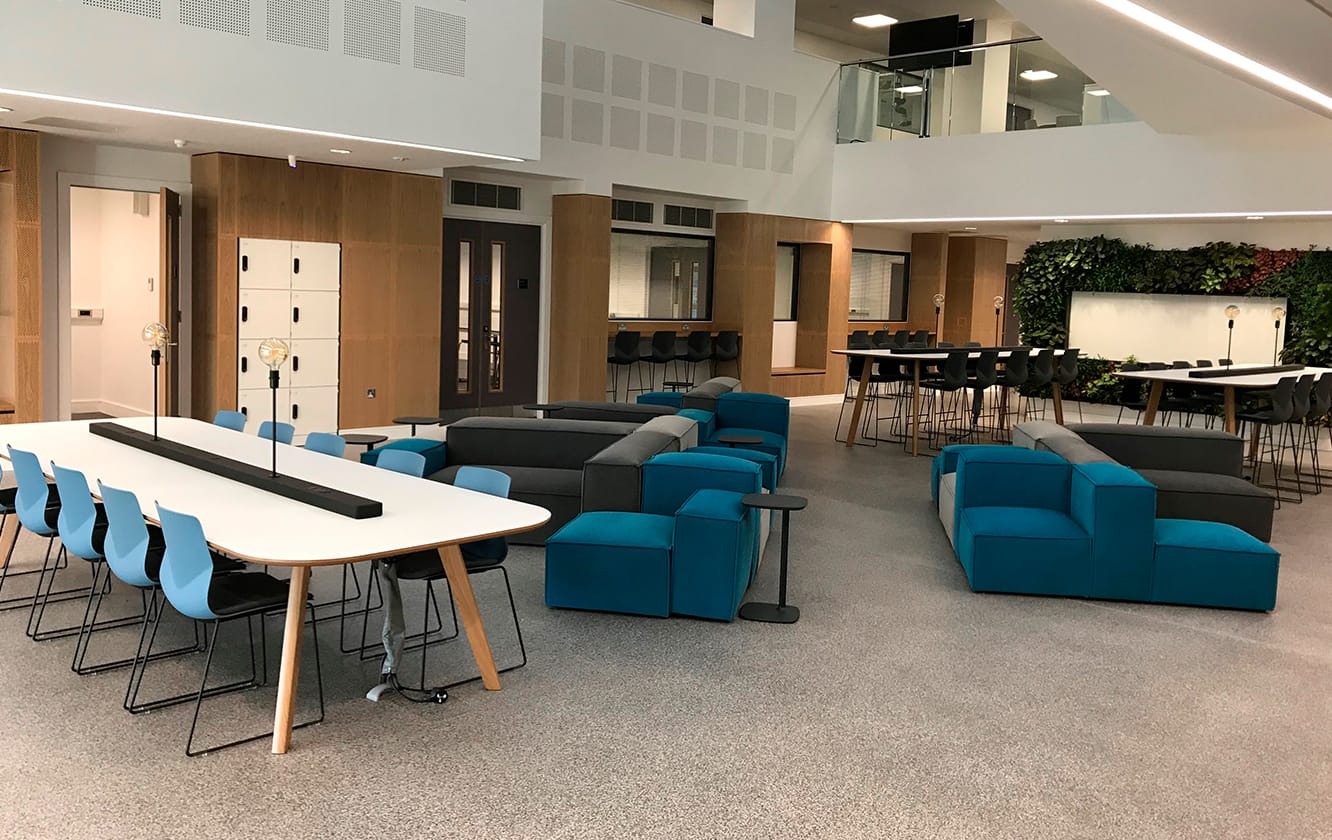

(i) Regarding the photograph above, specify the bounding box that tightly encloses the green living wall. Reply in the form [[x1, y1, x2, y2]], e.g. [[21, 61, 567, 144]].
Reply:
[[1011, 237, 1332, 402]]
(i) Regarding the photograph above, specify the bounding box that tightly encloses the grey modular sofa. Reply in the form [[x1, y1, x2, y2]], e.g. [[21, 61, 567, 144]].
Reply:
[[430, 416, 693, 544], [681, 377, 741, 411], [546, 377, 742, 423], [1014, 421, 1276, 541]]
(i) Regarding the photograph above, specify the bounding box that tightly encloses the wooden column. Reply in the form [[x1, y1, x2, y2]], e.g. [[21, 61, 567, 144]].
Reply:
[[549, 194, 611, 401], [714, 213, 777, 394], [0, 130, 42, 423], [909, 233, 948, 338], [946, 235, 1008, 345]]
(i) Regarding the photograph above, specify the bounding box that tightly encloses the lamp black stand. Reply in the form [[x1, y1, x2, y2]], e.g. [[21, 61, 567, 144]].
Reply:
[[994, 307, 1002, 346], [150, 348, 161, 440], [269, 368, 280, 478], [1226, 319, 1235, 369], [933, 307, 941, 347], [1273, 320, 1281, 365]]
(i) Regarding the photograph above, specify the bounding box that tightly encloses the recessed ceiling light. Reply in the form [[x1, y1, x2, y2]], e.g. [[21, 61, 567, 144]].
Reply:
[[392, 155, 410, 162], [853, 13, 898, 28], [1246, 215, 1265, 220], [1091, 0, 1332, 113], [963, 226, 978, 232], [1087, 89, 1112, 97], [1053, 218, 1071, 224], [329, 148, 351, 154], [0, 106, 11, 113], [1020, 70, 1059, 81], [896, 85, 924, 94]]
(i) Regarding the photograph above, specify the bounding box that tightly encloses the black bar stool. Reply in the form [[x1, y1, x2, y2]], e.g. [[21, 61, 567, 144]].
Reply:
[[607, 331, 642, 402], [648, 331, 679, 392], [679, 330, 713, 387], [714, 330, 740, 380]]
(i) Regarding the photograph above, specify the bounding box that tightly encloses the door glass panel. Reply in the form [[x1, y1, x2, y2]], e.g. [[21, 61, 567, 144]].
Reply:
[[489, 242, 504, 392], [457, 241, 471, 394]]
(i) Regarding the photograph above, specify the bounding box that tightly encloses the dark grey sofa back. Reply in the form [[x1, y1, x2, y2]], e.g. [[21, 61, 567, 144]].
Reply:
[[445, 417, 639, 470], [1015, 421, 1115, 465], [1068, 423, 1243, 477], [582, 429, 679, 512], [546, 401, 676, 423], [681, 376, 741, 411]]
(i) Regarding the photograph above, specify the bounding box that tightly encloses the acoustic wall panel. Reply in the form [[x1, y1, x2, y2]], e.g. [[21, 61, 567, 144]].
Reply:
[[682, 71, 710, 114], [744, 86, 769, 126], [680, 120, 708, 161], [773, 92, 797, 131], [413, 6, 466, 76], [714, 79, 741, 119], [345, 0, 402, 64], [647, 63, 678, 107], [609, 107, 642, 151], [645, 114, 675, 156], [712, 126, 738, 166], [543, 38, 567, 84], [83, 0, 161, 18], [180, 0, 250, 35], [573, 46, 606, 92], [611, 55, 643, 100], [267, 0, 330, 50], [742, 132, 767, 170], [571, 99, 605, 144]]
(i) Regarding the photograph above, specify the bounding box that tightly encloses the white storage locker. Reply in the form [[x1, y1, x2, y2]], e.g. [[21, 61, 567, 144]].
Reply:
[[238, 289, 292, 340], [289, 291, 340, 341], [237, 340, 272, 391], [288, 339, 339, 388], [288, 386, 339, 437], [239, 238, 293, 290], [238, 387, 290, 425], [290, 242, 342, 291]]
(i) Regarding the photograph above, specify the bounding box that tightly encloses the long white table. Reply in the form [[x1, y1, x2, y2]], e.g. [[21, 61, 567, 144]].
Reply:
[[1117, 365, 1332, 434], [831, 348, 1068, 456], [0, 417, 550, 754]]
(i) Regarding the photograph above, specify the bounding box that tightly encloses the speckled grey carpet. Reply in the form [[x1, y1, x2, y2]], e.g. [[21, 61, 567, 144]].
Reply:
[[0, 403, 1329, 839]]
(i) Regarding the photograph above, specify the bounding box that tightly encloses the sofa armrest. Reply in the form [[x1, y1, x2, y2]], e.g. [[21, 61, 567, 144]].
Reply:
[[582, 430, 677, 512], [1067, 423, 1244, 476], [954, 448, 1072, 513], [671, 489, 755, 621]]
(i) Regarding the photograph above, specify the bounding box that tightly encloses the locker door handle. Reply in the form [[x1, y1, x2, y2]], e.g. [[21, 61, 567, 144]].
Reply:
[[293, 257, 300, 274], [241, 305, 248, 322], [292, 356, 299, 372], [242, 255, 248, 272], [240, 406, 248, 416], [292, 306, 300, 323], [291, 403, 299, 420], [241, 357, 247, 373]]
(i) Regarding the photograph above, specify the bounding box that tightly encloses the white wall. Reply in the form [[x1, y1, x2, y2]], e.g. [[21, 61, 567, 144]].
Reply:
[[833, 121, 1332, 223], [514, 0, 839, 219], [1042, 220, 1332, 251], [2, 0, 541, 162], [42, 137, 193, 420], [69, 188, 161, 415]]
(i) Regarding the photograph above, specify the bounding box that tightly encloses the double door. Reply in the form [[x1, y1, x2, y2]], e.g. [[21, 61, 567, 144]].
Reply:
[[440, 219, 540, 415], [236, 238, 341, 437]]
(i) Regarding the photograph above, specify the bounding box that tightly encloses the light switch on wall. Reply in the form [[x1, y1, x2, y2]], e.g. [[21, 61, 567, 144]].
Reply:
[[366, 388, 376, 398], [148, 277, 154, 292]]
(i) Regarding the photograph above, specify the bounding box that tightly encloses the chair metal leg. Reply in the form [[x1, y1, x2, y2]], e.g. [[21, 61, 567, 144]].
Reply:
[[29, 549, 142, 643], [405, 566, 526, 693]]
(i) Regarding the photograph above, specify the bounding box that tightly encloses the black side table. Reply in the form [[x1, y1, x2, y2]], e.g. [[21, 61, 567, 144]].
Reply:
[[394, 416, 442, 436], [343, 433, 387, 452], [738, 493, 807, 624], [716, 432, 763, 448], [522, 404, 566, 416]]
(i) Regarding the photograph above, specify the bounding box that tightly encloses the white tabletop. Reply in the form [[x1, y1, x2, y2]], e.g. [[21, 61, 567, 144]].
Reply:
[[1116, 365, 1332, 388], [831, 347, 1065, 362], [0, 417, 551, 566]]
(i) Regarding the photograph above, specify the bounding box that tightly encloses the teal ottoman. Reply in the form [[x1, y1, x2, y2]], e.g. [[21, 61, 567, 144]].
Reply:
[[638, 392, 684, 409], [360, 438, 448, 475], [1152, 519, 1279, 611], [544, 512, 674, 617]]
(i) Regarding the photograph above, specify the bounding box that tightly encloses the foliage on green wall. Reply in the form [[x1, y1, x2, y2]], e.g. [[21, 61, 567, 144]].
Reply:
[[1011, 238, 1332, 368]]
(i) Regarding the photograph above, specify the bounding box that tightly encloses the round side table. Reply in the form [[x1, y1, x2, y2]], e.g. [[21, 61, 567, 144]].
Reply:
[[716, 432, 763, 448], [343, 433, 388, 452], [393, 416, 442, 436], [738, 492, 807, 624]]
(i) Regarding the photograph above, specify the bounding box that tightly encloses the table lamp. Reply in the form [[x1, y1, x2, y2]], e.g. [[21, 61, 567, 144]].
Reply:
[[141, 322, 170, 440], [1224, 305, 1240, 368], [1271, 306, 1286, 365], [992, 295, 1005, 346], [259, 337, 291, 477], [932, 293, 945, 345]]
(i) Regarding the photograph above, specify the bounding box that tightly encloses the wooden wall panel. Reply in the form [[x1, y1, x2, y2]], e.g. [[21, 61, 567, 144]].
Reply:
[[944, 236, 1008, 345], [1, 129, 41, 422], [550, 194, 611, 401], [190, 153, 443, 428], [909, 233, 949, 336], [714, 213, 776, 393], [945, 237, 978, 343]]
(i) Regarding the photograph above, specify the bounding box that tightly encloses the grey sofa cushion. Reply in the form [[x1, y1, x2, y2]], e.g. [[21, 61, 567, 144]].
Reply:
[[681, 376, 741, 411], [1138, 469, 1276, 542], [1012, 420, 1066, 450], [548, 401, 676, 423], [582, 429, 678, 513], [1016, 421, 1116, 465], [640, 414, 698, 450], [938, 472, 958, 547], [431, 464, 581, 545], [1069, 424, 1243, 477], [444, 417, 637, 470]]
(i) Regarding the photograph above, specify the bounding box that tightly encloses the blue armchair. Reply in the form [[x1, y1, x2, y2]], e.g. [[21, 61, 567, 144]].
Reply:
[[707, 392, 790, 477], [545, 452, 763, 620]]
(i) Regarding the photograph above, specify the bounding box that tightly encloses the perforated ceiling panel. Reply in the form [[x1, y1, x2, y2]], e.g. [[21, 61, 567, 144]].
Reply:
[[83, 0, 161, 18], [345, 0, 402, 64], [414, 6, 466, 76], [180, 0, 250, 36], [267, 0, 330, 51]]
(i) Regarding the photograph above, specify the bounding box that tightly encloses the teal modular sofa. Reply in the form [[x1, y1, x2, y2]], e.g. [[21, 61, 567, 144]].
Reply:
[[544, 452, 764, 621], [931, 445, 1279, 611]]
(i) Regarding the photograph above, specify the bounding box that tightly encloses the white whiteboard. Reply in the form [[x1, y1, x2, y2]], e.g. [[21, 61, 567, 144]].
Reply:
[[1067, 292, 1289, 364]]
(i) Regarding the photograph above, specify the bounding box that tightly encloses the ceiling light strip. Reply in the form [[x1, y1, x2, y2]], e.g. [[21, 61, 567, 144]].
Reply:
[[844, 211, 1332, 224], [1090, 0, 1332, 112], [0, 87, 525, 162]]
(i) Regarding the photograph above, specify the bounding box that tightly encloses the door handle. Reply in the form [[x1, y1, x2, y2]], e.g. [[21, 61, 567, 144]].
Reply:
[[291, 403, 299, 419], [293, 257, 300, 274], [241, 255, 248, 272], [241, 305, 248, 322], [292, 306, 300, 323], [241, 357, 247, 373], [240, 406, 248, 416], [292, 356, 300, 372]]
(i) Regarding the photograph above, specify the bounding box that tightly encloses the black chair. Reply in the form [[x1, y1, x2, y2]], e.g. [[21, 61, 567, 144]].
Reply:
[[648, 331, 679, 391], [713, 330, 740, 379], [995, 349, 1030, 438], [1026, 348, 1056, 420], [891, 329, 910, 348], [921, 350, 970, 448], [871, 330, 893, 349], [1116, 362, 1147, 423], [1161, 361, 1198, 427], [849, 329, 871, 347], [909, 329, 930, 347], [1053, 348, 1083, 422], [607, 331, 643, 402], [1301, 373, 1332, 493], [936, 342, 955, 349], [964, 341, 982, 347], [678, 330, 713, 387], [966, 350, 1000, 438], [1238, 376, 1301, 507]]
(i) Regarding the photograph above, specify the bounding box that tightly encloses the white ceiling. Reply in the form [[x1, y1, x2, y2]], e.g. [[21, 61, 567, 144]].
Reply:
[[794, 0, 1015, 54]]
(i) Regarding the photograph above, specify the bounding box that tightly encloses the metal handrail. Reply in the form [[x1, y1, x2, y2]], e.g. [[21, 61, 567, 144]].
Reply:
[[840, 35, 1044, 70]]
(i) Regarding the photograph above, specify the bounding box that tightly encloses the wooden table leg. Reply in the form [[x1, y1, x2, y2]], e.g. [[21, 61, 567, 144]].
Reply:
[[1223, 386, 1237, 435], [0, 515, 18, 569], [1051, 384, 1065, 425], [1141, 381, 1165, 426], [843, 358, 874, 449], [271, 566, 310, 755], [438, 544, 500, 690], [911, 362, 922, 457]]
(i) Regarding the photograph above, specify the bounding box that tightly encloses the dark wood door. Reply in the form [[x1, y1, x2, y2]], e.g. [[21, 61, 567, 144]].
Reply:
[[158, 187, 182, 415], [440, 219, 541, 412]]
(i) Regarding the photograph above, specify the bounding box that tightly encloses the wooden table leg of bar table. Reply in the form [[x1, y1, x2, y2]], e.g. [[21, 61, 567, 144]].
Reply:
[[911, 362, 922, 457], [843, 359, 874, 449], [0, 514, 18, 568], [1051, 384, 1065, 425], [271, 565, 311, 754], [1141, 381, 1165, 426], [1223, 386, 1238, 435], [438, 543, 500, 690]]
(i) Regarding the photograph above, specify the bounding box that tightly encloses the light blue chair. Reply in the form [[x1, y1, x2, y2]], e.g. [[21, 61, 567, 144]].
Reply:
[[9, 446, 90, 638], [387, 467, 523, 691], [100, 482, 237, 713], [258, 421, 295, 445], [303, 432, 346, 458], [212, 410, 247, 432], [0, 457, 75, 613], [51, 463, 144, 674], [376, 449, 427, 477], [156, 503, 323, 757]]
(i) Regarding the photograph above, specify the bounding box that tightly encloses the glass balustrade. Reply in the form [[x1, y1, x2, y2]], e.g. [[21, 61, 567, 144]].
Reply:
[[837, 37, 1136, 144]]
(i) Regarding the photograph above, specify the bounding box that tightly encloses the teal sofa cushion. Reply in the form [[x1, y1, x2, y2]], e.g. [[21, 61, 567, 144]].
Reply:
[[1152, 519, 1279, 611], [686, 446, 778, 491], [1069, 462, 1157, 601], [544, 512, 674, 617], [678, 409, 716, 441], [956, 506, 1092, 596], [671, 489, 754, 621], [361, 438, 448, 475]]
